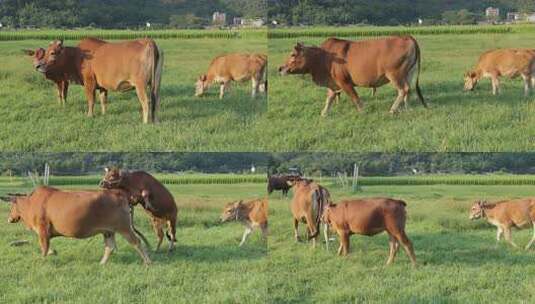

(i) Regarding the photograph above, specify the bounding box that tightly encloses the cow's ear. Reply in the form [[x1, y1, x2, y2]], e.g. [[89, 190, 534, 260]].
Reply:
[[104, 167, 109, 173], [22, 49, 35, 56], [58, 39, 64, 47]]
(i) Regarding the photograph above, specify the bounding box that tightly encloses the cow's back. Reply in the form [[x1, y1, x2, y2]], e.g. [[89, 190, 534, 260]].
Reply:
[[336, 198, 406, 234], [477, 49, 535, 75], [208, 53, 266, 81]]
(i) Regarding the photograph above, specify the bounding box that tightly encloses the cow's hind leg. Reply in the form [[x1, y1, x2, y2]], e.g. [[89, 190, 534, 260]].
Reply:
[[119, 228, 151, 265], [239, 224, 253, 247], [391, 229, 416, 266], [522, 74, 531, 97], [167, 217, 177, 252], [339, 231, 350, 256], [100, 232, 117, 265], [83, 79, 97, 117], [135, 84, 151, 124], [251, 78, 259, 98], [338, 82, 364, 113], [386, 234, 400, 265], [525, 222, 535, 250], [321, 88, 338, 117], [151, 217, 164, 252], [304, 212, 318, 248], [293, 218, 300, 242], [503, 227, 519, 248], [389, 78, 410, 114]]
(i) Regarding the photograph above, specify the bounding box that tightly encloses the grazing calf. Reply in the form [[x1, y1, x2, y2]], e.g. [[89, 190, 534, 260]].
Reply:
[[220, 198, 268, 247], [322, 198, 417, 266], [469, 199, 535, 249], [464, 48, 535, 96], [289, 178, 331, 248], [195, 53, 267, 99], [100, 167, 178, 252], [2, 186, 151, 265]]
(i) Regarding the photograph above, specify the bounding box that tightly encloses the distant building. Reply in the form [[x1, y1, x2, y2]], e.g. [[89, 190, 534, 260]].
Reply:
[[485, 7, 500, 18], [212, 11, 226, 25], [233, 17, 242, 26], [241, 18, 265, 28], [506, 12, 535, 23]]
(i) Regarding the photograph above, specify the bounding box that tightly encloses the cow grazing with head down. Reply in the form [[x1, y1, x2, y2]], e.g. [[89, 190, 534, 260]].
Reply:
[[100, 167, 178, 252], [288, 178, 331, 249], [23, 38, 107, 106], [279, 36, 427, 116], [322, 198, 416, 266], [37, 38, 163, 123], [2, 186, 151, 265], [220, 198, 268, 247], [464, 48, 535, 96], [195, 53, 267, 99], [469, 199, 535, 249]]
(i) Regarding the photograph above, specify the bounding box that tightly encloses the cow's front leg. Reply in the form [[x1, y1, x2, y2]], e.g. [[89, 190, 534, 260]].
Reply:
[[219, 81, 229, 99], [491, 76, 500, 95], [239, 224, 253, 247], [338, 82, 363, 113], [251, 78, 259, 98], [321, 88, 338, 117], [100, 232, 116, 265], [99, 89, 108, 114], [54, 81, 63, 105], [83, 82, 97, 117]]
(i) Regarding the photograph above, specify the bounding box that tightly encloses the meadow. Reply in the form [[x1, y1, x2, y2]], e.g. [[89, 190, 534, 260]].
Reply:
[[0, 179, 268, 303], [267, 26, 535, 152], [0, 34, 267, 151], [269, 183, 535, 303]]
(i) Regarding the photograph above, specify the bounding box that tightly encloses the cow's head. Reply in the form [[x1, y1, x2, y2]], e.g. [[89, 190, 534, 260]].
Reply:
[[279, 43, 308, 75], [321, 202, 336, 225], [469, 200, 486, 220], [464, 71, 479, 91], [1, 196, 21, 223], [100, 167, 124, 189], [220, 200, 243, 222], [22, 48, 47, 72], [195, 75, 209, 97], [33, 40, 64, 73]]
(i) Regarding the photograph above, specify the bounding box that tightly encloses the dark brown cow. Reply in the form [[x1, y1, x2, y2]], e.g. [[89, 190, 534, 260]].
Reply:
[[322, 198, 416, 266], [288, 178, 331, 248], [469, 199, 535, 249], [100, 167, 178, 252], [23, 38, 106, 106], [279, 36, 427, 116], [2, 186, 151, 265], [38, 38, 163, 123], [267, 174, 297, 197]]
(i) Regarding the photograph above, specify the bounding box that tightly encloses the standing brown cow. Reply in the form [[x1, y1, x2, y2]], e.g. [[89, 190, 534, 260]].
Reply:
[[195, 53, 267, 99], [23, 38, 106, 106], [2, 186, 151, 265], [288, 178, 331, 248], [469, 199, 535, 249], [464, 48, 535, 96], [279, 36, 427, 116], [220, 198, 268, 247], [322, 198, 417, 266], [38, 38, 163, 123], [100, 167, 178, 252]]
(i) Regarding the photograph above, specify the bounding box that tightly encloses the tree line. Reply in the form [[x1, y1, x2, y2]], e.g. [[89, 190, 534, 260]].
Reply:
[[0, 0, 266, 29], [268, 0, 535, 26]]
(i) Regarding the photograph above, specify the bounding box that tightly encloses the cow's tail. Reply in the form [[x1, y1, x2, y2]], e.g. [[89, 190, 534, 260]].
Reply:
[[408, 36, 427, 108], [130, 205, 151, 250], [148, 40, 164, 123], [308, 187, 330, 240]]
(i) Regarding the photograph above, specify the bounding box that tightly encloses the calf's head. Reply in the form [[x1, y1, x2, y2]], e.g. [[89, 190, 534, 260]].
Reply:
[[23, 48, 46, 72], [100, 167, 124, 189], [469, 200, 486, 220], [220, 201, 244, 222], [195, 75, 208, 97], [1, 196, 21, 223], [321, 203, 336, 225], [464, 71, 479, 91], [33, 40, 65, 73], [279, 43, 308, 75]]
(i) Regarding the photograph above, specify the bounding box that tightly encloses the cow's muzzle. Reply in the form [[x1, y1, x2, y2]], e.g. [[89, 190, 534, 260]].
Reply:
[[278, 65, 288, 76]]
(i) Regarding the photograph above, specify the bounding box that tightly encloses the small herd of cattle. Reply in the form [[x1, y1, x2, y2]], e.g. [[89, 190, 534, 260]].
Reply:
[[24, 35, 535, 123], [3, 171, 535, 266]]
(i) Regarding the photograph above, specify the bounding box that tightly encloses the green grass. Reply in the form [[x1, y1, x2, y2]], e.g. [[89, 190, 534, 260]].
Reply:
[[269, 183, 535, 303], [0, 180, 268, 303], [267, 31, 535, 151], [0, 37, 267, 151]]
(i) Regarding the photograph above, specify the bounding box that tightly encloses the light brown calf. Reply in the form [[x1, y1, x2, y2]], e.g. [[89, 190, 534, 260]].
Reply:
[[288, 178, 331, 248], [279, 36, 427, 115], [2, 186, 151, 265], [322, 198, 416, 266], [464, 48, 535, 96], [469, 199, 535, 249], [220, 198, 268, 247], [196, 53, 267, 99]]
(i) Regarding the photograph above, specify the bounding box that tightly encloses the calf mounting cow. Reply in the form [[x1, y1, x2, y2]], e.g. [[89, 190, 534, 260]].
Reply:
[[279, 36, 427, 116], [2, 186, 151, 265]]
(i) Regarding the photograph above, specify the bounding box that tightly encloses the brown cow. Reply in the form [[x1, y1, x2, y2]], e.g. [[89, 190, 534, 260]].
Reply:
[[23, 38, 106, 106], [100, 167, 178, 252], [220, 198, 268, 247], [288, 178, 331, 248], [469, 199, 535, 249], [195, 53, 267, 99], [322, 198, 417, 266], [464, 49, 535, 96], [38, 38, 163, 123], [279, 36, 427, 116], [2, 186, 151, 265]]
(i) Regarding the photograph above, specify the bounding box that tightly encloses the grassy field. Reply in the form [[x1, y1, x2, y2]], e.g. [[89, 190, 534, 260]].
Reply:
[[0, 180, 268, 303], [269, 183, 535, 303], [0, 37, 267, 151], [267, 29, 535, 152]]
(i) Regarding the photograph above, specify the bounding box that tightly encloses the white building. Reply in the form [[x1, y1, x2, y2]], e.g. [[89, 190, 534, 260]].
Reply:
[[212, 12, 226, 25]]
